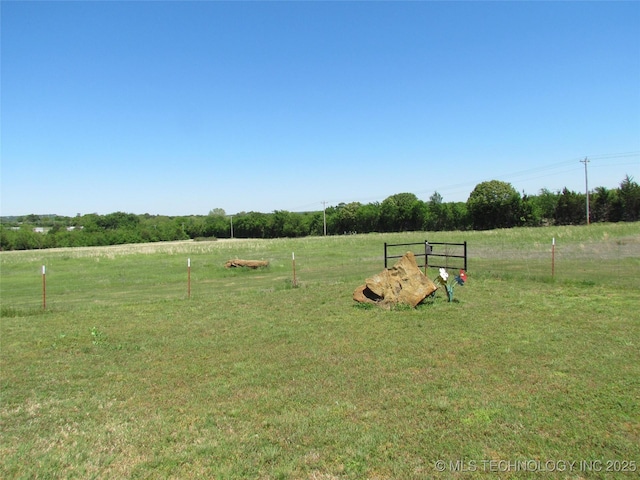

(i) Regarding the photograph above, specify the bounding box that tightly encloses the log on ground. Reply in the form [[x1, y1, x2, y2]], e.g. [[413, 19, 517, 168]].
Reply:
[[224, 259, 269, 269]]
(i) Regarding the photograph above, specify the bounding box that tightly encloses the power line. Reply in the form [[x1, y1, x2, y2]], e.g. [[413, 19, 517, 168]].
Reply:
[[288, 151, 639, 212], [419, 151, 639, 200], [584, 151, 639, 161]]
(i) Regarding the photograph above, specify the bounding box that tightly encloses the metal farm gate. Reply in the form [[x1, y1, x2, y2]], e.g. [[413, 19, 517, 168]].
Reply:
[[384, 240, 467, 273]]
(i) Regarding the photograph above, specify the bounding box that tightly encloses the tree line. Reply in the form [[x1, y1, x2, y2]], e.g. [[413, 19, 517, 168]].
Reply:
[[1, 176, 638, 251]]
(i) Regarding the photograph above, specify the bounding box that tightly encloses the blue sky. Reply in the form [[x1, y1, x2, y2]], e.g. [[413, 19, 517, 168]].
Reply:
[[2, 1, 639, 217]]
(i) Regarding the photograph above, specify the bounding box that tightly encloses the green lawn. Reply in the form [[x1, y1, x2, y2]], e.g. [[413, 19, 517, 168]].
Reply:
[[1, 223, 639, 478]]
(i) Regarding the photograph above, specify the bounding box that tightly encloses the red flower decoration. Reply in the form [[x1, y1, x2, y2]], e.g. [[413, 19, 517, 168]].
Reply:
[[454, 270, 467, 286]]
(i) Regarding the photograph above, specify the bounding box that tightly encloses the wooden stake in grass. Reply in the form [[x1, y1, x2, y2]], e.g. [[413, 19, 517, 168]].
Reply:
[[42, 265, 46, 310]]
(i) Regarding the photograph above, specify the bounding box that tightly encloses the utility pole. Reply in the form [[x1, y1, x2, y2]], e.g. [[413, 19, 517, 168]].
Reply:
[[580, 157, 590, 225], [322, 201, 327, 236], [230, 215, 234, 238]]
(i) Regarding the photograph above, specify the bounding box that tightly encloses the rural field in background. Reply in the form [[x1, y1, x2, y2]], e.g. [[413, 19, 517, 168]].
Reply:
[[1, 223, 639, 479]]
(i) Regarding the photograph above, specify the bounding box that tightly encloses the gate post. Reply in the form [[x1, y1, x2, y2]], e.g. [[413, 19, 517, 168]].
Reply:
[[464, 241, 468, 271], [424, 240, 431, 274], [384, 242, 388, 269]]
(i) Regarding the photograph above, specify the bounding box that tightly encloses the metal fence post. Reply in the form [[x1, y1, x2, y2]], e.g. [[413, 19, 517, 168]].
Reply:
[[384, 242, 388, 269], [464, 241, 468, 271], [424, 240, 429, 274]]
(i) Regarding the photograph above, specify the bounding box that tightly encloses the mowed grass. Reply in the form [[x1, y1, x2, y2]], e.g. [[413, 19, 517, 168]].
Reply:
[[1, 223, 639, 479]]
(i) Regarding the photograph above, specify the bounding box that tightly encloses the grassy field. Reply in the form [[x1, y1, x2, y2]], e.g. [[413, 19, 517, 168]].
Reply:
[[1, 223, 639, 479]]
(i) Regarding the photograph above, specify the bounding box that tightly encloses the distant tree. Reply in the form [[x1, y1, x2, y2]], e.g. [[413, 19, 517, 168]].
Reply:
[[270, 210, 289, 237], [12, 226, 44, 250], [78, 214, 102, 233], [23, 214, 41, 224], [182, 216, 207, 239], [592, 186, 613, 223], [554, 188, 585, 225], [335, 202, 361, 233], [355, 202, 380, 233], [0, 227, 14, 250], [618, 175, 640, 221], [157, 217, 189, 241], [268, 210, 305, 237], [304, 211, 325, 236], [283, 212, 303, 237], [97, 212, 139, 230], [431, 201, 469, 231], [380, 193, 422, 232], [411, 199, 428, 230], [209, 208, 226, 217], [520, 193, 541, 226], [535, 188, 559, 224], [447, 202, 470, 230], [467, 180, 522, 230], [202, 213, 230, 238], [48, 224, 62, 235], [430, 191, 443, 205], [234, 212, 270, 238], [425, 191, 445, 230]]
